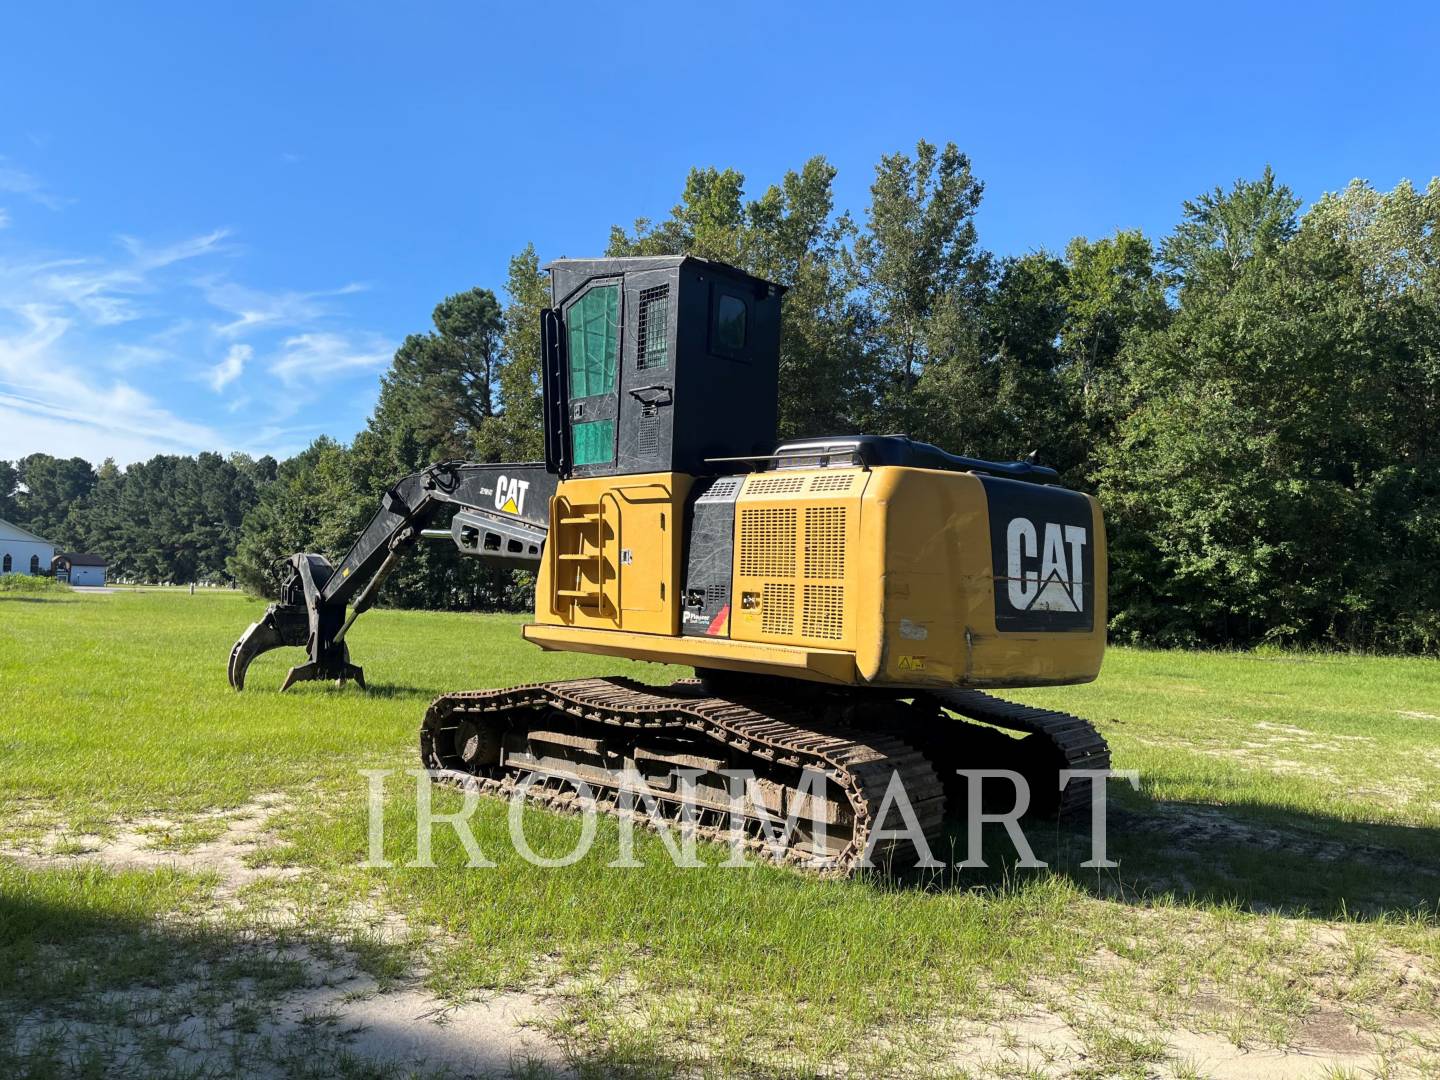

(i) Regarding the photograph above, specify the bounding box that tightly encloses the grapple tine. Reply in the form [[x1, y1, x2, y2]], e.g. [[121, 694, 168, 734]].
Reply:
[[228, 604, 309, 690], [276, 647, 366, 693]]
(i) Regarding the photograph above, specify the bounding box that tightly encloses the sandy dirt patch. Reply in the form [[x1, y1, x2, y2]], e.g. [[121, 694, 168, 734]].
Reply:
[[1, 794, 572, 1079]]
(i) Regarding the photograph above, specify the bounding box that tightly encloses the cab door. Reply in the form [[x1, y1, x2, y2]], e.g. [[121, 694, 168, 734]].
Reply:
[[563, 278, 622, 475]]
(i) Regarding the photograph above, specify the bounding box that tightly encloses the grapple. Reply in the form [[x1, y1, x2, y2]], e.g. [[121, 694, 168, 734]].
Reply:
[[227, 553, 367, 691]]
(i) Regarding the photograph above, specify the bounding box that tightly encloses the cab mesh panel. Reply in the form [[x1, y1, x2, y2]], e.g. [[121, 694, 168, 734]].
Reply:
[[567, 286, 618, 397], [637, 285, 669, 369], [572, 419, 615, 466]]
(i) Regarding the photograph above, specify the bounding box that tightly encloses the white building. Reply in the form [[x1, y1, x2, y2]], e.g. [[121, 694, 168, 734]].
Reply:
[[0, 517, 55, 577], [53, 552, 108, 587]]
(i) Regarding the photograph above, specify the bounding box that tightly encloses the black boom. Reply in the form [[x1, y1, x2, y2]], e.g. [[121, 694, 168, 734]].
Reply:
[[228, 460, 555, 690]]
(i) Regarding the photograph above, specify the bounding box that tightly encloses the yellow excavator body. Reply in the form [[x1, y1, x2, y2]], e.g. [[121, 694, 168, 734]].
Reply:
[[526, 465, 1105, 690]]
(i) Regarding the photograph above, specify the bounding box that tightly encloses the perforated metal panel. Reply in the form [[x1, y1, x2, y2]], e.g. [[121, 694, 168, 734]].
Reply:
[[638, 404, 659, 456], [808, 473, 856, 493], [748, 475, 806, 495], [732, 469, 863, 651], [701, 476, 743, 501], [802, 584, 845, 641], [738, 507, 796, 578], [803, 506, 847, 580], [762, 583, 795, 636]]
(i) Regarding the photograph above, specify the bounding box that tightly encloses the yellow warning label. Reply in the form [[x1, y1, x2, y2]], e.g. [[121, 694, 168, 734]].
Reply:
[[897, 655, 925, 671], [501, 498, 518, 514]]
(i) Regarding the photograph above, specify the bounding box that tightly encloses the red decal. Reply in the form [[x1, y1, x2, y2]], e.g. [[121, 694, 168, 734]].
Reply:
[[707, 604, 730, 636]]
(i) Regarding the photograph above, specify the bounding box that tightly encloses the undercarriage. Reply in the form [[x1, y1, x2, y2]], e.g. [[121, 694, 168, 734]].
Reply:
[[418, 677, 1110, 872]]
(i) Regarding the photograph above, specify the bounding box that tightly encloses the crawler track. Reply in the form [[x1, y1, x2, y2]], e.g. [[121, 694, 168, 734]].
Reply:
[[418, 679, 1110, 872], [921, 689, 1112, 819], [419, 677, 944, 873]]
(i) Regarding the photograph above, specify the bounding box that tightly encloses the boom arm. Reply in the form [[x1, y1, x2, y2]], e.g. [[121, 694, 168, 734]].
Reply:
[[228, 460, 556, 691]]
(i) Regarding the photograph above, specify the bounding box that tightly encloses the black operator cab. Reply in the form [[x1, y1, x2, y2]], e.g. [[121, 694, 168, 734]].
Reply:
[[540, 257, 785, 479]]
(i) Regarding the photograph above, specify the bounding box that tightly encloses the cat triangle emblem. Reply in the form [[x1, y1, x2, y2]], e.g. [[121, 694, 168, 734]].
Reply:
[[1030, 571, 1080, 612]]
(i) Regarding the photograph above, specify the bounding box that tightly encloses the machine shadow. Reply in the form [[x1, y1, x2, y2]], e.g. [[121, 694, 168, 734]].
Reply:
[[0, 885, 532, 1078], [888, 791, 1440, 921], [244, 679, 435, 701], [354, 683, 437, 702]]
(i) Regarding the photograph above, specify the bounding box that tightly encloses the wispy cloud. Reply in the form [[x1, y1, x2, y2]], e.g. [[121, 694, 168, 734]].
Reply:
[[269, 332, 392, 387], [101, 319, 196, 373], [0, 159, 65, 210], [0, 159, 391, 463], [0, 306, 222, 461], [118, 229, 231, 271], [11, 230, 232, 327], [0, 208, 9, 230], [0, 242, 254, 459], [203, 279, 368, 338], [209, 343, 251, 391]]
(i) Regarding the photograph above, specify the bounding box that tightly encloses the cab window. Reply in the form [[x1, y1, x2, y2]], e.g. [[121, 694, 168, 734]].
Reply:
[[715, 293, 747, 352], [567, 285, 618, 398]]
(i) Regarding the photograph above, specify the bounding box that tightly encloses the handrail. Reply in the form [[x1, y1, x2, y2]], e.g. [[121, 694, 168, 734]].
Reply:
[[599, 491, 623, 619], [546, 495, 565, 617]]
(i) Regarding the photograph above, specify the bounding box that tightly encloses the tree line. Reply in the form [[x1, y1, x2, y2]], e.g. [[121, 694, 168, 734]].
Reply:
[[1, 452, 272, 584], [5, 143, 1436, 651]]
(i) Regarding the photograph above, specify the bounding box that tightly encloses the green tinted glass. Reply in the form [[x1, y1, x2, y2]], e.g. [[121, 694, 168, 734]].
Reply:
[[572, 419, 615, 466], [567, 285, 618, 399]]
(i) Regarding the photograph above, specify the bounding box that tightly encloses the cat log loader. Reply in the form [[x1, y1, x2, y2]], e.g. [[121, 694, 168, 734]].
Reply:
[[228, 256, 1110, 870]]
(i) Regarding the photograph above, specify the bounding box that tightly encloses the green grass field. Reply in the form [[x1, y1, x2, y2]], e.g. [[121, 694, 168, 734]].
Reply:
[[2, 588, 1438, 1078]]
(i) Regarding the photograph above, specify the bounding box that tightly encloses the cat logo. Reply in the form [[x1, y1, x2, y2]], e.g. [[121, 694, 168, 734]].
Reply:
[[897, 655, 925, 672], [494, 475, 530, 516], [1006, 518, 1087, 613], [983, 476, 1095, 632]]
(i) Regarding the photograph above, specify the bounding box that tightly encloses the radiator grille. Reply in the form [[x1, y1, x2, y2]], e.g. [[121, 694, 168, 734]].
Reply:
[[748, 475, 806, 495], [803, 506, 847, 579], [739, 507, 796, 578], [762, 583, 795, 636], [802, 585, 845, 641], [734, 474, 854, 647]]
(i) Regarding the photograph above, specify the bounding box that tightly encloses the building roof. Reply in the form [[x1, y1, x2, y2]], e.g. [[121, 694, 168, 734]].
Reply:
[[0, 517, 53, 546], [57, 552, 108, 567]]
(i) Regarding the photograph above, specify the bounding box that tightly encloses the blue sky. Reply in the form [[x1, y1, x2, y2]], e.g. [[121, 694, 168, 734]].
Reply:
[[1, 2, 1435, 466]]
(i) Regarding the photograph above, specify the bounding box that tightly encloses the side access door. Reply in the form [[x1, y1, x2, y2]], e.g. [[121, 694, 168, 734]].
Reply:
[[561, 277, 622, 475]]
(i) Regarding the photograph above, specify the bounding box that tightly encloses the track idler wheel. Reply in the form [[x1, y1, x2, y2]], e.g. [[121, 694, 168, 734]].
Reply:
[[420, 707, 498, 776]]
